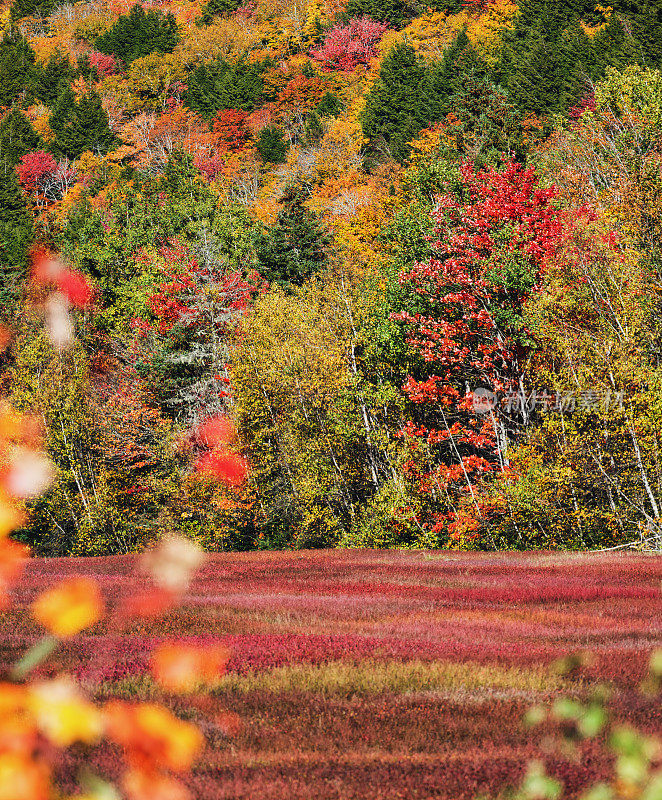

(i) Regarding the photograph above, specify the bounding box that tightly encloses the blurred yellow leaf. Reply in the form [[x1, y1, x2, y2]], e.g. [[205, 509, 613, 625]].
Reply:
[[28, 678, 103, 746]]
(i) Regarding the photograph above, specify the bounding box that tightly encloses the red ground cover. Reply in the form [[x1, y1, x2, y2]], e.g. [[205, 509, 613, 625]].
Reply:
[[3, 550, 660, 798]]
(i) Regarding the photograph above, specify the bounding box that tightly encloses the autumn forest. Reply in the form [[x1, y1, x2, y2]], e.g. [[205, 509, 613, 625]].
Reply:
[[3, 0, 662, 555]]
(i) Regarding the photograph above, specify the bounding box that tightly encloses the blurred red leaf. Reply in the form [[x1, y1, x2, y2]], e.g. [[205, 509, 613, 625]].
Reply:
[[195, 452, 247, 485], [55, 269, 94, 308]]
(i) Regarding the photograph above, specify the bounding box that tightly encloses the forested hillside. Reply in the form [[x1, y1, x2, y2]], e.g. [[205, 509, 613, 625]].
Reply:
[[3, 0, 662, 554]]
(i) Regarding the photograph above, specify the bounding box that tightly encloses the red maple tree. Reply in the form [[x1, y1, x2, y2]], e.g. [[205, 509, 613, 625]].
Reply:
[[212, 109, 250, 152], [16, 151, 76, 207], [310, 16, 389, 72], [394, 160, 561, 542]]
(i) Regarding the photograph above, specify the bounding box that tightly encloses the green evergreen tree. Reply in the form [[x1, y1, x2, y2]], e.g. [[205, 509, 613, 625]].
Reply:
[[9, 0, 56, 21], [198, 0, 241, 25], [625, 0, 662, 68], [428, 28, 488, 119], [426, 0, 464, 12], [344, 0, 412, 27], [495, 0, 646, 116], [30, 50, 75, 108], [361, 42, 430, 163], [254, 185, 328, 289], [316, 91, 343, 117], [0, 29, 36, 107], [0, 167, 33, 319], [497, 0, 592, 115], [591, 13, 639, 76], [256, 125, 288, 164], [445, 73, 524, 164], [163, 149, 201, 196], [50, 88, 116, 159], [305, 111, 323, 144], [184, 57, 269, 117], [0, 107, 41, 168], [95, 4, 179, 65]]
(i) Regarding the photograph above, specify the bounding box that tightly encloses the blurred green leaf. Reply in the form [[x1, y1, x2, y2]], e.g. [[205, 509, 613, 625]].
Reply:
[[580, 783, 614, 800], [578, 705, 608, 738], [521, 762, 563, 800]]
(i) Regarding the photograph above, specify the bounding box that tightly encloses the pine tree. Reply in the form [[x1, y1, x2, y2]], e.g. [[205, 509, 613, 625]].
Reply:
[[316, 92, 343, 117], [254, 185, 328, 289], [0, 107, 41, 168], [495, 0, 645, 116], [344, 0, 412, 27], [0, 29, 36, 107], [305, 111, 323, 144], [198, 0, 241, 25], [361, 42, 430, 163], [30, 50, 75, 108], [428, 28, 488, 119], [626, 0, 662, 68], [9, 0, 56, 21], [95, 4, 179, 65], [184, 57, 269, 118], [256, 126, 288, 163], [497, 0, 591, 115], [0, 167, 33, 318], [163, 149, 200, 195], [591, 14, 639, 76], [50, 89, 116, 159], [445, 74, 523, 164]]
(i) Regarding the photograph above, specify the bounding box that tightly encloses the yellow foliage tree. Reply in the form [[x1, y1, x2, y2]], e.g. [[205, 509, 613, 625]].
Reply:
[[378, 0, 516, 65]]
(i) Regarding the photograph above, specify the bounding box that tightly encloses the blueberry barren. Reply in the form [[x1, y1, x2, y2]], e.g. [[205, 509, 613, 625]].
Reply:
[[3, 550, 660, 799]]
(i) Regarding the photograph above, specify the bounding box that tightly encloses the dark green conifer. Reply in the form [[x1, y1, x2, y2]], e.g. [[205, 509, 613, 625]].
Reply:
[[305, 112, 323, 144], [9, 0, 56, 21], [626, 0, 662, 67], [256, 126, 288, 164], [254, 185, 328, 290], [0, 168, 33, 318], [361, 42, 430, 163], [0, 29, 36, 107], [184, 57, 269, 117], [497, 0, 591, 115], [30, 50, 75, 108], [344, 0, 411, 27], [316, 92, 343, 117], [95, 4, 179, 65], [445, 74, 523, 164], [428, 28, 487, 119], [50, 88, 116, 159], [163, 149, 200, 195], [198, 0, 241, 25], [0, 107, 41, 168]]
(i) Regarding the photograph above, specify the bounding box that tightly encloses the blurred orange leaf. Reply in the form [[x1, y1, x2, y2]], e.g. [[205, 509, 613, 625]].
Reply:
[[106, 702, 204, 772], [0, 752, 50, 800], [0, 501, 25, 540], [32, 578, 104, 638], [122, 769, 193, 800], [150, 643, 230, 693], [28, 678, 103, 746]]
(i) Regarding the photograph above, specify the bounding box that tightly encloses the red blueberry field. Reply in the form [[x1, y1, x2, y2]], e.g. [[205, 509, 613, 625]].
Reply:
[[3, 549, 661, 799]]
